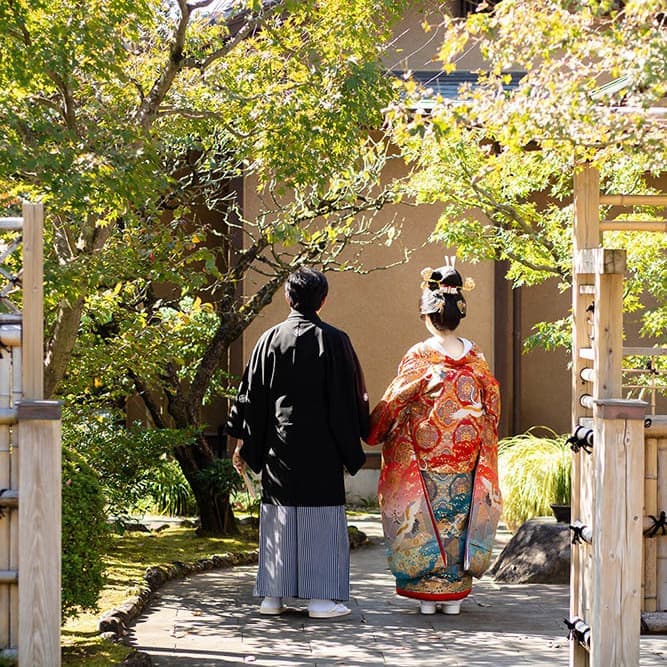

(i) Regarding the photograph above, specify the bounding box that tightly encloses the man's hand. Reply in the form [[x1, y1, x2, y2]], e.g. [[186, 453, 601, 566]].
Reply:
[[231, 439, 246, 475]]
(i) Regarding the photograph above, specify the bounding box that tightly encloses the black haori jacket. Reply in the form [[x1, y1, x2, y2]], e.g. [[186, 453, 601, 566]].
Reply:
[[226, 310, 369, 506]]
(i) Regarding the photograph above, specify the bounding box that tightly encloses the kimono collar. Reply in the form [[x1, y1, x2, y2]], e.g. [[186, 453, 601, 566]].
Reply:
[[287, 309, 322, 325]]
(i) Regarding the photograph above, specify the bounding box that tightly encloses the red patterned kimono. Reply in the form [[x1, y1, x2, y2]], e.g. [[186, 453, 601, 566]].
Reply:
[[367, 338, 501, 602]]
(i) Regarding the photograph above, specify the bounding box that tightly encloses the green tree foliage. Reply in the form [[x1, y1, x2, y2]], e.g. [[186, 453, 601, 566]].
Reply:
[[389, 0, 666, 347], [0, 0, 409, 533]]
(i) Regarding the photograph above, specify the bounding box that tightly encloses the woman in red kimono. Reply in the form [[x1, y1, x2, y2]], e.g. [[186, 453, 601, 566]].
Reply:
[[366, 263, 501, 615]]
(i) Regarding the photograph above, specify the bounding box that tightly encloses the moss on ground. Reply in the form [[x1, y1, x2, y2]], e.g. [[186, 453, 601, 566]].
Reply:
[[61, 522, 258, 666]]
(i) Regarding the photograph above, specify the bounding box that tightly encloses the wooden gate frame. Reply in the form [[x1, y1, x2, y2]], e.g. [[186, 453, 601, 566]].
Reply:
[[570, 165, 667, 666], [0, 202, 61, 666]]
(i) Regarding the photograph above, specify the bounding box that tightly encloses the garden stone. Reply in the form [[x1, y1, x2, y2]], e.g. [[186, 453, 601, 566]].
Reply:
[[120, 650, 153, 666], [238, 515, 259, 528], [123, 522, 152, 533], [348, 524, 369, 549], [98, 611, 128, 637], [489, 517, 570, 584]]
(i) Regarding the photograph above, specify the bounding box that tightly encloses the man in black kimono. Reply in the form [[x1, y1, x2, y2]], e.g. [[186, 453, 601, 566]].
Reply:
[[227, 267, 369, 619]]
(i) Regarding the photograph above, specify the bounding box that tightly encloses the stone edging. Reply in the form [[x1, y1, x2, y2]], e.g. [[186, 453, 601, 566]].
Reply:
[[99, 548, 259, 645]]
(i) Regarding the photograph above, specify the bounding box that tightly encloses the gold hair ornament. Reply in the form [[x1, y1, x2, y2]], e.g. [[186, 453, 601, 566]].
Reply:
[[420, 267, 435, 291]]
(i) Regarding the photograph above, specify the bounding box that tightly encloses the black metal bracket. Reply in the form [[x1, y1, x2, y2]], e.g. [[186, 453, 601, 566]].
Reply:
[[644, 510, 667, 538], [567, 425, 593, 454], [569, 521, 593, 545], [564, 616, 591, 649]]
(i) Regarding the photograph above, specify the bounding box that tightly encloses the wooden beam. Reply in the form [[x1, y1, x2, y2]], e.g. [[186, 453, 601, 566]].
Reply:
[[599, 194, 667, 206], [644, 437, 658, 612], [623, 347, 667, 356], [600, 220, 667, 233], [0, 220, 22, 231]]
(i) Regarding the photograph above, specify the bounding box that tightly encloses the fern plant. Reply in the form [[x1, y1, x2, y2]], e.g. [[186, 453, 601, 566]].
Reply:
[[140, 459, 198, 517], [498, 427, 572, 531]]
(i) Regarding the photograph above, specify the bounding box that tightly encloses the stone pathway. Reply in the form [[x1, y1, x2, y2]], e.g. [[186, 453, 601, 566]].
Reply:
[[128, 515, 667, 666]]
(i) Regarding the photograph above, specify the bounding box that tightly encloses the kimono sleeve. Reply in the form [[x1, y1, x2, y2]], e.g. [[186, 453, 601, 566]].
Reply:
[[464, 351, 503, 577], [366, 349, 429, 446], [225, 332, 273, 474], [471, 350, 501, 470], [324, 329, 368, 476]]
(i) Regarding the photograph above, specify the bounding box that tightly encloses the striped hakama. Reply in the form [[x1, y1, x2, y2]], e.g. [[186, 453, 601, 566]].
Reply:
[[255, 504, 350, 601]]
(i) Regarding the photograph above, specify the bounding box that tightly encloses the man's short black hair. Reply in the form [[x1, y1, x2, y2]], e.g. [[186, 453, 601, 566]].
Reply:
[[285, 267, 328, 313]]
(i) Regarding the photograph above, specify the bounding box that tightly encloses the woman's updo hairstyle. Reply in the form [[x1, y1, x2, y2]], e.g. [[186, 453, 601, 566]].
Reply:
[[419, 261, 474, 332]]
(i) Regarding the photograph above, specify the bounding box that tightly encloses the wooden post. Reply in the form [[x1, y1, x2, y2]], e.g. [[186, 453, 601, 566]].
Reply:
[[9, 345, 20, 651], [17, 202, 61, 666], [571, 163, 601, 667], [658, 436, 667, 612], [21, 202, 44, 401], [585, 244, 643, 662], [572, 164, 601, 421], [591, 399, 646, 667], [0, 349, 11, 649], [644, 437, 658, 612], [592, 252, 624, 401], [17, 401, 61, 667]]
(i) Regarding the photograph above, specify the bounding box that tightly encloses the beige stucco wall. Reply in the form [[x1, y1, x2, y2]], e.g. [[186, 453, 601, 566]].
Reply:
[[384, 1, 487, 73], [519, 281, 571, 434]]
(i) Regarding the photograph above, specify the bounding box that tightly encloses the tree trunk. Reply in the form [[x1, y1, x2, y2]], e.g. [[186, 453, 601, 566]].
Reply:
[[172, 435, 238, 536], [44, 297, 86, 398]]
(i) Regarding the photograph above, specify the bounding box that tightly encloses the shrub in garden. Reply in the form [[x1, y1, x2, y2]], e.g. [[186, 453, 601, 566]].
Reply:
[[62, 412, 195, 526], [62, 446, 110, 619], [498, 427, 572, 531], [137, 458, 198, 517]]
